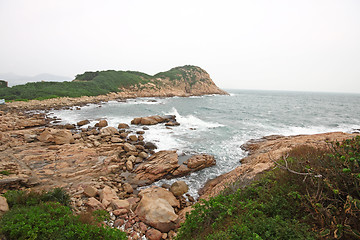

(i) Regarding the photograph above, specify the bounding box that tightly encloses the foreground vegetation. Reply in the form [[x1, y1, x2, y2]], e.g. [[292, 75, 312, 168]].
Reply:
[[0, 188, 127, 240], [0, 65, 205, 101], [177, 136, 360, 239]]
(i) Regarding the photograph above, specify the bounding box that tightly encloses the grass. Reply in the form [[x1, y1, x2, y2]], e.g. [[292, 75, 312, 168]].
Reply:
[[176, 136, 360, 239]]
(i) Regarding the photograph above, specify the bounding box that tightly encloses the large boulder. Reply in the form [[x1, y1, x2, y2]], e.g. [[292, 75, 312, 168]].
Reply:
[[38, 129, 74, 145], [100, 127, 118, 136], [134, 151, 180, 183], [170, 181, 188, 197], [77, 119, 90, 126], [135, 187, 179, 232], [185, 154, 216, 171], [139, 186, 179, 208], [97, 119, 108, 128], [100, 186, 119, 207], [118, 123, 130, 129]]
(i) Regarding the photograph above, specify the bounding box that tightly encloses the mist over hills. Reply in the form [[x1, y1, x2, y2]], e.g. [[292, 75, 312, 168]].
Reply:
[[0, 73, 72, 86]]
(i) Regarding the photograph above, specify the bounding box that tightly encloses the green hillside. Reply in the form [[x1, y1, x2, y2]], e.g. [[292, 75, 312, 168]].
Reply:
[[0, 65, 204, 101]]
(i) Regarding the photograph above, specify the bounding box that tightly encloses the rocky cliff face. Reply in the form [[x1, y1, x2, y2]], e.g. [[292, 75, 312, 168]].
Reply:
[[117, 66, 228, 97]]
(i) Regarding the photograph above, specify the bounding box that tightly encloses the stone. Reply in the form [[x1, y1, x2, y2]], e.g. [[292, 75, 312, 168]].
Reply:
[[131, 117, 142, 125], [118, 123, 130, 129], [138, 152, 148, 159], [139, 186, 179, 208], [86, 197, 105, 210], [83, 185, 98, 197], [129, 135, 138, 141], [136, 130, 145, 135], [100, 127, 118, 136], [100, 186, 119, 207], [24, 134, 37, 143], [135, 194, 178, 232], [111, 137, 123, 143], [127, 155, 136, 162], [0, 196, 9, 214], [140, 117, 159, 125], [170, 181, 188, 197], [111, 199, 130, 210], [123, 183, 134, 193], [38, 129, 74, 145], [64, 123, 75, 129], [126, 161, 133, 171], [144, 142, 157, 150], [134, 151, 179, 183], [114, 219, 125, 227], [124, 143, 137, 152], [146, 228, 162, 240], [185, 154, 216, 171], [77, 119, 90, 126], [171, 164, 191, 177], [97, 119, 108, 128], [120, 132, 128, 138]]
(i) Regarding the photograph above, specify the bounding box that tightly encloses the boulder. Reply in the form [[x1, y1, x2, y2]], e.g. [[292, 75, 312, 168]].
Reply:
[[111, 199, 130, 210], [100, 186, 118, 207], [144, 142, 157, 150], [86, 197, 105, 210], [124, 143, 137, 152], [24, 134, 37, 143], [170, 181, 189, 197], [146, 228, 162, 240], [0, 196, 9, 214], [100, 127, 118, 136], [77, 119, 90, 126], [134, 151, 180, 183], [185, 154, 216, 171], [140, 117, 159, 125], [139, 186, 179, 208], [129, 135, 138, 141], [135, 194, 178, 232], [118, 123, 130, 129], [123, 183, 134, 194], [38, 129, 74, 145], [83, 185, 98, 197], [97, 119, 108, 128], [171, 165, 191, 177]]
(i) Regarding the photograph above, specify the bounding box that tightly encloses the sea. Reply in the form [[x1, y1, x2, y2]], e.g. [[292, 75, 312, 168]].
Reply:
[[50, 89, 360, 198]]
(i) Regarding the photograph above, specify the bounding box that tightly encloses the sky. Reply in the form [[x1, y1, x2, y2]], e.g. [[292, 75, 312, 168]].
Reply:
[[0, 0, 360, 93]]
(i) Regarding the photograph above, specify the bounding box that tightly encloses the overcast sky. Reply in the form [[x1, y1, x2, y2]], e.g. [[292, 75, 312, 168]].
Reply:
[[1, 0, 360, 93]]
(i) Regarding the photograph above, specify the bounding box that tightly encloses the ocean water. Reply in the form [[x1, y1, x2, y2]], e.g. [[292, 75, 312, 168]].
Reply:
[[50, 89, 360, 197]]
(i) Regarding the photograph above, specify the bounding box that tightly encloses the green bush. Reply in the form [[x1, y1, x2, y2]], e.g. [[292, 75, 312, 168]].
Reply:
[[177, 136, 360, 240], [3, 188, 70, 208], [0, 202, 126, 240]]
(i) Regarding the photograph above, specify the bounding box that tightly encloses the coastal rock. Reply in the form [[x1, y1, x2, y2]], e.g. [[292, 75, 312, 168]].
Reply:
[[146, 228, 162, 240], [86, 197, 105, 210], [123, 183, 134, 193], [170, 181, 189, 197], [134, 151, 180, 183], [100, 186, 119, 207], [185, 154, 216, 171], [124, 143, 137, 152], [118, 123, 130, 129], [38, 129, 74, 145], [144, 142, 157, 150], [135, 189, 178, 232], [139, 186, 179, 208], [100, 127, 118, 136], [111, 199, 130, 210], [97, 119, 108, 128], [77, 119, 90, 126], [83, 185, 98, 197]]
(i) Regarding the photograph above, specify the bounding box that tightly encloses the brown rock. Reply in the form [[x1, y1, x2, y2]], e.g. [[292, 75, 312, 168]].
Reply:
[[100, 186, 118, 207], [111, 137, 123, 143], [118, 123, 130, 129], [97, 119, 108, 128], [135, 195, 178, 232], [100, 127, 118, 136], [77, 119, 90, 126], [111, 199, 130, 210], [124, 143, 137, 152], [38, 129, 74, 145], [123, 183, 134, 194], [114, 219, 125, 227], [131, 117, 142, 125], [84, 185, 98, 197], [126, 161, 133, 171], [134, 151, 179, 183], [86, 197, 105, 210], [129, 135, 138, 141], [139, 186, 179, 208], [113, 208, 128, 216], [185, 154, 216, 170], [140, 117, 159, 125], [138, 152, 148, 159], [170, 181, 188, 197], [146, 228, 162, 240], [120, 132, 129, 138], [172, 164, 191, 177]]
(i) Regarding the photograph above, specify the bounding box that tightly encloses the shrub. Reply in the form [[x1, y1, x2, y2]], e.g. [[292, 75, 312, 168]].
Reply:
[[0, 202, 126, 240]]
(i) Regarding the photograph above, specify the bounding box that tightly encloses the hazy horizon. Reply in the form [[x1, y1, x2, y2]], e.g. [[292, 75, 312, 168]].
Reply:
[[1, 0, 359, 93]]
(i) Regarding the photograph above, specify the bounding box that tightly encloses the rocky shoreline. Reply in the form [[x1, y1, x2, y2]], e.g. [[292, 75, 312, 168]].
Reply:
[[1, 98, 358, 239]]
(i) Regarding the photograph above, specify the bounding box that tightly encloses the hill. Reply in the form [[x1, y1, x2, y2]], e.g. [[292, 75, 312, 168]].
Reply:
[[0, 66, 227, 101]]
